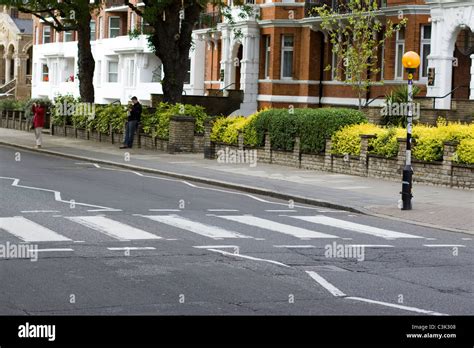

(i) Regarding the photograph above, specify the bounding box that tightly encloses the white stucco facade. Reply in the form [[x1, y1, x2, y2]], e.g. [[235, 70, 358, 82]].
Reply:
[[32, 34, 195, 105], [426, 0, 474, 109]]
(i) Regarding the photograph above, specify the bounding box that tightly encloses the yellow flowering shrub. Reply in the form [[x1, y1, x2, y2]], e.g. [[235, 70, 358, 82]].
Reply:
[[454, 138, 474, 164], [412, 120, 473, 162], [211, 113, 259, 145], [331, 123, 383, 155], [331, 118, 473, 162], [371, 127, 406, 158]]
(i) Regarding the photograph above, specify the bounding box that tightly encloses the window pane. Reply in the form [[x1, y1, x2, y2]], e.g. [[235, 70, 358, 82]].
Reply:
[[108, 62, 118, 82], [110, 18, 120, 38], [282, 51, 293, 78], [43, 27, 51, 43], [283, 36, 293, 47], [90, 21, 96, 41], [422, 43, 430, 77], [110, 18, 120, 27], [396, 44, 404, 78], [423, 25, 431, 40], [397, 27, 405, 40]]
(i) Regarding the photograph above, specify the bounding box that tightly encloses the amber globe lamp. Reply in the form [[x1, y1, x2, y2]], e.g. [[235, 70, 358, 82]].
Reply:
[[402, 51, 421, 69]]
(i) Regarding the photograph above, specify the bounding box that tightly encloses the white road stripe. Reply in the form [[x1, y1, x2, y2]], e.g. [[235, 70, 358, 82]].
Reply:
[[207, 248, 290, 268], [215, 215, 338, 239], [288, 215, 423, 240], [207, 209, 239, 212], [424, 244, 465, 247], [265, 210, 297, 212], [148, 209, 182, 212], [461, 238, 472, 241], [141, 215, 252, 239], [0, 177, 121, 212], [0, 217, 71, 242], [194, 245, 239, 249], [21, 210, 60, 213], [305, 271, 346, 297], [107, 247, 156, 251], [346, 245, 394, 248], [274, 245, 315, 248], [66, 216, 161, 241], [31, 248, 74, 252], [345, 297, 447, 316]]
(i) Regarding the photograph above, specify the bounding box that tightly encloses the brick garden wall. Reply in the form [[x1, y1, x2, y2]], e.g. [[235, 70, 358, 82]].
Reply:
[[204, 124, 473, 190]]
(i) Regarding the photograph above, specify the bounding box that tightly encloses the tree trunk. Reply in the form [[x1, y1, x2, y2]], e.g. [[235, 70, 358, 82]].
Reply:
[[148, 2, 203, 104], [76, 13, 95, 103]]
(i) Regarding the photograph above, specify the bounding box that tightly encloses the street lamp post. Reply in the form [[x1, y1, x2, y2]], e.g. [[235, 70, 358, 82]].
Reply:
[[400, 51, 420, 210]]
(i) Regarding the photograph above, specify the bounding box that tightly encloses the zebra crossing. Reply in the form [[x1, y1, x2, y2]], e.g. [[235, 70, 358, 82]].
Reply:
[[0, 213, 427, 244]]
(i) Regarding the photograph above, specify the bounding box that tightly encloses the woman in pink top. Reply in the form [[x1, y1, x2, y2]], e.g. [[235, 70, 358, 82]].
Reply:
[[32, 102, 46, 148]]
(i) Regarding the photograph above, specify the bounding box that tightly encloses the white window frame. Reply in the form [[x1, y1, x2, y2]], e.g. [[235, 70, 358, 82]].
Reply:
[[130, 12, 137, 31], [43, 26, 51, 44], [331, 51, 337, 80], [264, 35, 271, 79], [394, 28, 405, 80], [90, 20, 96, 41], [280, 35, 294, 79], [98, 17, 104, 39], [107, 61, 119, 83], [126, 59, 135, 87], [42, 64, 49, 82], [109, 16, 121, 38], [420, 24, 431, 80], [64, 31, 73, 42]]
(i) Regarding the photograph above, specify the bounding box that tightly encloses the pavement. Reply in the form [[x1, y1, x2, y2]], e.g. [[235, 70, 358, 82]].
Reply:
[[0, 127, 472, 234], [1, 145, 473, 316]]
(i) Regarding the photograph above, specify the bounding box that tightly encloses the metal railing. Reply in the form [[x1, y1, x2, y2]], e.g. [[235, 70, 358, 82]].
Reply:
[[305, 0, 386, 17], [196, 11, 222, 30]]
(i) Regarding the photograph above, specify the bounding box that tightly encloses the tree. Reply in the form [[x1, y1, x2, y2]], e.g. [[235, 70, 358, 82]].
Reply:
[[314, 0, 406, 109], [2, 0, 100, 102], [125, 0, 252, 104]]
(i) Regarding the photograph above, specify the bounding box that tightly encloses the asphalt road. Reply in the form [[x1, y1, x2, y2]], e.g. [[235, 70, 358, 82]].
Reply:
[[0, 145, 473, 315]]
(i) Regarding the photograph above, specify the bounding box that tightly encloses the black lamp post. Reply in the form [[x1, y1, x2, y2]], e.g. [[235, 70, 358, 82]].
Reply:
[[400, 51, 420, 210]]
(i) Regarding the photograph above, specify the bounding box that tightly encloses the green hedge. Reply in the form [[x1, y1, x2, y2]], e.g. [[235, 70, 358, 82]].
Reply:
[[249, 108, 367, 153], [141, 103, 208, 139], [47, 95, 209, 138]]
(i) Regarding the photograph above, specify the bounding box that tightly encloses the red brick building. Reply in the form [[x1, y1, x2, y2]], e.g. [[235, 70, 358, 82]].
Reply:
[[192, 0, 473, 114]]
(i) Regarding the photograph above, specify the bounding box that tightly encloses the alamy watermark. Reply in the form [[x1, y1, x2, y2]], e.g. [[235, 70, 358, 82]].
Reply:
[[325, 242, 365, 262], [381, 102, 420, 121], [0, 242, 38, 262], [54, 101, 96, 119], [217, 147, 258, 167]]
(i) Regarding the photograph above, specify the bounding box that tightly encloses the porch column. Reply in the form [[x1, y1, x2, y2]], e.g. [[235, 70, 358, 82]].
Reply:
[[190, 32, 206, 95], [470, 54, 474, 100], [4, 53, 11, 83], [220, 26, 232, 89], [426, 15, 454, 109], [239, 30, 259, 115]]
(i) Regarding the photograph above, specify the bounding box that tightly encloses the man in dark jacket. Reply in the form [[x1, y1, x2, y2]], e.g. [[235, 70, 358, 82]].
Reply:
[[120, 96, 142, 149]]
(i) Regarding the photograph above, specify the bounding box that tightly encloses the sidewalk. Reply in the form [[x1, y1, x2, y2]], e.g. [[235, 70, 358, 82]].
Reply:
[[1, 127, 472, 233]]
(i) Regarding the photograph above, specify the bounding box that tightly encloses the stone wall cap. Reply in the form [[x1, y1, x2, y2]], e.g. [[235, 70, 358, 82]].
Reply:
[[170, 115, 196, 122], [443, 140, 460, 146], [360, 134, 377, 139]]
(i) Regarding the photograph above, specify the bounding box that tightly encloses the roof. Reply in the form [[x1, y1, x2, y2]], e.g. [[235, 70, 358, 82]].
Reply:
[[12, 18, 33, 35]]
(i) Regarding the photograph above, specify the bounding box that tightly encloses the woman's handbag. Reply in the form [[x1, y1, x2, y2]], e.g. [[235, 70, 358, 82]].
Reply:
[[30, 116, 35, 130]]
